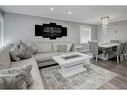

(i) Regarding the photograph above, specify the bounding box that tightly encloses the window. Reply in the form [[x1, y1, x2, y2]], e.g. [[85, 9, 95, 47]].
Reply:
[[0, 21, 1, 47], [0, 13, 4, 48], [80, 25, 91, 44]]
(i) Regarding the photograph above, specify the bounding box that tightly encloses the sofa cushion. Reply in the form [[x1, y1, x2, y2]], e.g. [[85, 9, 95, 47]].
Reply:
[[0, 44, 13, 69], [53, 42, 72, 52], [10, 57, 44, 89], [34, 42, 52, 53], [35, 52, 61, 62], [0, 64, 33, 89]]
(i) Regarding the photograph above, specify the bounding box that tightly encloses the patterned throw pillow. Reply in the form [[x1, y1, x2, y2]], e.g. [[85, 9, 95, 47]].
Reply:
[[27, 42, 37, 54], [17, 41, 36, 59], [0, 65, 33, 89], [9, 44, 21, 62], [57, 45, 67, 52]]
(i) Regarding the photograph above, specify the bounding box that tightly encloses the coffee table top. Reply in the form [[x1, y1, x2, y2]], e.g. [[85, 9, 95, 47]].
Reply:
[[52, 52, 92, 66]]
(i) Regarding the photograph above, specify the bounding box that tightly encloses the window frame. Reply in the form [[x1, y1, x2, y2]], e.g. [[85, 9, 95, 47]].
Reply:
[[80, 25, 91, 44]]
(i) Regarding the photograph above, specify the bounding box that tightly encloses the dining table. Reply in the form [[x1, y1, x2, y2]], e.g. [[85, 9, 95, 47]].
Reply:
[[98, 42, 120, 60], [98, 42, 120, 49]]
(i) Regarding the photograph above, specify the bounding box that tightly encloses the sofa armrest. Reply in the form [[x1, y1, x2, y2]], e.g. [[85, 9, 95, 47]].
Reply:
[[10, 57, 44, 89]]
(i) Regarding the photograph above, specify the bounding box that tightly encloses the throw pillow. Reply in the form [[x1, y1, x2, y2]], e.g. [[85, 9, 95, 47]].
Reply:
[[17, 41, 36, 59], [57, 45, 67, 52], [9, 44, 21, 62], [70, 43, 75, 51], [27, 42, 37, 54], [66, 43, 72, 52], [0, 64, 33, 89]]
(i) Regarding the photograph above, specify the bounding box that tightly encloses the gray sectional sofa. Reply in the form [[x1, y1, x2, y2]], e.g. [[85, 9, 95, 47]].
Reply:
[[0, 41, 75, 89], [0, 43, 44, 89], [34, 42, 75, 67]]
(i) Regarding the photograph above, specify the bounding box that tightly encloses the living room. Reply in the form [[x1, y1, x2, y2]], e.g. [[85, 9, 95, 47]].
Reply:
[[1, 2, 127, 94]]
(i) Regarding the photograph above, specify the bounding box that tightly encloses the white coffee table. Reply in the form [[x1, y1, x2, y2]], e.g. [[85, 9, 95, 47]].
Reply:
[[52, 52, 92, 78]]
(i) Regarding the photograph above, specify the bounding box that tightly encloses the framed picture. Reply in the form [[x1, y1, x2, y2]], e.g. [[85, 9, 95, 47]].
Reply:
[[35, 23, 67, 39]]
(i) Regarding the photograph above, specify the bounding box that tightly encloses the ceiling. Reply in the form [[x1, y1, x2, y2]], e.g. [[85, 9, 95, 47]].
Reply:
[[1, 6, 127, 25]]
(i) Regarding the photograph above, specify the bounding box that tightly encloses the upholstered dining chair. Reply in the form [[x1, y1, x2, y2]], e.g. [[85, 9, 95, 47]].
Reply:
[[88, 41, 102, 61], [115, 42, 126, 63], [122, 42, 127, 61], [110, 40, 120, 43]]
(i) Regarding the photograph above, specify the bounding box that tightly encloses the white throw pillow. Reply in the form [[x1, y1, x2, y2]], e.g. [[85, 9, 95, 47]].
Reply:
[[57, 45, 67, 52], [35, 42, 52, 53], [53, 43, 72, 52]]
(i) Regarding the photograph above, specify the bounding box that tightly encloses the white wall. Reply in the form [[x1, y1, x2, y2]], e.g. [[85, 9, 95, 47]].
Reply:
[[4, 12, 97, 45], [97, 20, 127, 42]]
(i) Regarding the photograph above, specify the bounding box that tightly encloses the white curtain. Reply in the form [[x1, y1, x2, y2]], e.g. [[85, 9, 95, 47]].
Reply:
[[80, 25, 91, 44], [0, 10, 4, 48]]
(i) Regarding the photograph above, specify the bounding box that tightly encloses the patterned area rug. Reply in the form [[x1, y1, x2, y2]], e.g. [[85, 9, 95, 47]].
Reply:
[[40, 63, 117, 89]]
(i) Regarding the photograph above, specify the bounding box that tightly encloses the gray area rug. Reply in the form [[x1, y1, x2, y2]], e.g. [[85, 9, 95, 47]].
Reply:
[[40, 63, 117, 89]]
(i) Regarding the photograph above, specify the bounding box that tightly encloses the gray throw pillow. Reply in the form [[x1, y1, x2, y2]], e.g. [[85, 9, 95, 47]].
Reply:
[[0, 64, 33, 89], [27, 42, 37, 54], [57, 45, 67, 52], [17, 41, 36, 59], [9, 44, 21, 62], [70, 43, 75, 51]]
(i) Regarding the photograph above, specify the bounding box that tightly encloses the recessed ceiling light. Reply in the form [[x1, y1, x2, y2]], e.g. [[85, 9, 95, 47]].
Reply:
[[50, 8, 54, 11], [68, 11, 72, 15]]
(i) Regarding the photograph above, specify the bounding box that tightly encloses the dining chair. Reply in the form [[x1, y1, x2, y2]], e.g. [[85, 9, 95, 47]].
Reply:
[[110, 40, 119, 43], [115, 42, 126, 63], [122, 42, 127, 61], [88, 41, 102, 61]]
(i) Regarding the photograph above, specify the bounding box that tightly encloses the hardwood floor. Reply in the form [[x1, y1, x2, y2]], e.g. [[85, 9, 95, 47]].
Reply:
[[90, 58, 127, 89]]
